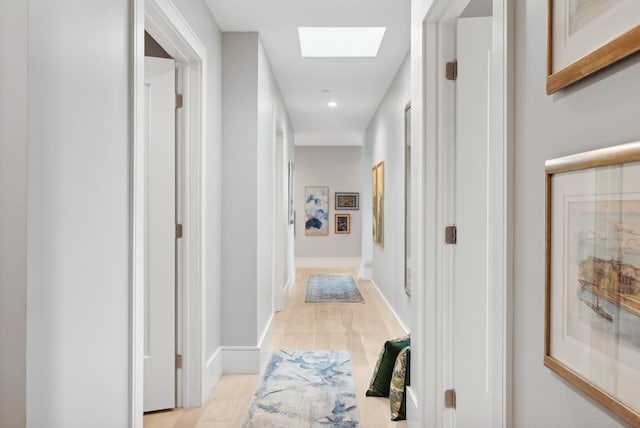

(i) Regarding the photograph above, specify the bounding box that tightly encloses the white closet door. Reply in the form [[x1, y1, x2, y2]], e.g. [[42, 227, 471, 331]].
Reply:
[[144, 56, 176, 413]]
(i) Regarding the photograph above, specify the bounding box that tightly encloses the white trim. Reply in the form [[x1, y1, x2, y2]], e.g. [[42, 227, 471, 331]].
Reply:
[[283, 272, 295, 296], [370, 280, 409, 334], [132, 0, 209, 423], [411, 0, 512, 427], [202, 347, 223, 402], [295, 257, 362, 268], [222, 315, 274, 373], [359, 266, 372, 281], [406, 385, 419, 419], [130, 0, 145, 426]]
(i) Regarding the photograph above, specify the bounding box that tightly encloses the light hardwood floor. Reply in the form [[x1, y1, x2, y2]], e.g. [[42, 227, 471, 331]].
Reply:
[[144, 267, 409, 428]]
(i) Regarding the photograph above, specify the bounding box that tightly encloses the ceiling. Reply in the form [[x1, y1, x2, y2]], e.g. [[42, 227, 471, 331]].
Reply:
[[204, 0, 411, 146]]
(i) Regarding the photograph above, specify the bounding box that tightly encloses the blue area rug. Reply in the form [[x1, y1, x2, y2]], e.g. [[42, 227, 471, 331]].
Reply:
[[242, 350, 360, 427], [305, 275, 364, 303]]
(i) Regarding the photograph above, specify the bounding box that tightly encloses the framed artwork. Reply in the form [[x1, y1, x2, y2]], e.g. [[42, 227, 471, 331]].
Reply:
[[305, 186, 329, 236], [545, 141, 640, 425], [372, 161, 384, 247], [404, 102, 412, 297], [547, 0, 640, 94], [288, 161, 295, 225], [335, 214, 350, 234], [335, 192, 359, 210]]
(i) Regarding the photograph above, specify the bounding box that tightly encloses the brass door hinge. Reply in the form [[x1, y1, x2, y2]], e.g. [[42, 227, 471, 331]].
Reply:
[[176, 93, 183, 109], [445, 389, 456, 408], [446, 61, 458, 81], [176, 224, 183, 239], [176, 354, 183, 369], [445, 225, 457, 245]]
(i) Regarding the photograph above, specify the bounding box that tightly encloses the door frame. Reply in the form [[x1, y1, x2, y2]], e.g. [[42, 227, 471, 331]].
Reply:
[[131, 0, 207, 425], [410, 0, 513, 426]]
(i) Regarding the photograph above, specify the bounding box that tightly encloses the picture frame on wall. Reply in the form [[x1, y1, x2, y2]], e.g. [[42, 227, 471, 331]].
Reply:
[[546, 0, 640, 94], [305, 186, 329, 236], [335, 214, 350, 234], [335, 192, 359, 210], [404, 102, 411, 297], [288, 161, 295, 225], [545, 141, 640, 426], [372, 161, 384, 247]]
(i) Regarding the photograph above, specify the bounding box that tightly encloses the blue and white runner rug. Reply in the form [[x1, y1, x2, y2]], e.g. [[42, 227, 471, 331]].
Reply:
[[305, 275, 364, 303], [242, 350, 360, 427]]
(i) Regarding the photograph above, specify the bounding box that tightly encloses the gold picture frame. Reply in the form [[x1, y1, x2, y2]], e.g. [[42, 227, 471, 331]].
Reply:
[[545, 141, 640, 425], [372, 161, 384, 247], [335, 214, 350, 234], [546, 0, 640, 94]]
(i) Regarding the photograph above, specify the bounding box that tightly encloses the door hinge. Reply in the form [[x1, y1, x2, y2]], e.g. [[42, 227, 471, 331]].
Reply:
[[176, 223, 183, 239], [176, 93, 183, 109], [175, 354, 183, 369], [445, 225, 457, 245], [444, 389, 456, 409], [446, 61, 458, 81]]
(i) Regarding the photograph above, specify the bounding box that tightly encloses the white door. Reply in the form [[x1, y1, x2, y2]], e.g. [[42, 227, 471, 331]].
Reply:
[[144, 56, 176, 412], [453, 16, 492, 427]]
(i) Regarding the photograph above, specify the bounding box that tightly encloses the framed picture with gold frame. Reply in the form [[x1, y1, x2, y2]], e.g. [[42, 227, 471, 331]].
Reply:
[[545, 141, 640, 425], [546, 0, 640, 94], [335, 214, 350, 234], [372, 161, 384, 247]]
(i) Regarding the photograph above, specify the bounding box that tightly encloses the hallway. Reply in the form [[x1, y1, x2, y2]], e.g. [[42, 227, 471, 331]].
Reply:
[[144, 268, 409, 427]]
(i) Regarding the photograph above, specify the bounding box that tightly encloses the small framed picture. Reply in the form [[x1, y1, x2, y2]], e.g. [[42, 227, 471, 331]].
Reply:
[[335, 214, 350, 234], [335, 192, 359, 210]]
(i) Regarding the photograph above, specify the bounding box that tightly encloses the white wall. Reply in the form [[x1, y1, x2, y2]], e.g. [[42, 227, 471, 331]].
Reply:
[[513, 2, 640, 427], [256, 37, 295, 335], [221, 33, 294, 357], [26, 1, 130, 426], [170, 0, 224, 389], [295, 146, 363, 260], [0, 1, 27, 426], [221, 32, 259, 346], [363, 54, 411, 330]]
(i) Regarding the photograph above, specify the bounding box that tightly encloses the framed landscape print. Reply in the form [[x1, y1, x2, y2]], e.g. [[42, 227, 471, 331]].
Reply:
[[545, 141, 640, 425], [305, 186, 329, 236], [335, 214, 350, 234], [547, 0, 640, 94], [372, 162, 384, 247], [335, 192, 359, 210]]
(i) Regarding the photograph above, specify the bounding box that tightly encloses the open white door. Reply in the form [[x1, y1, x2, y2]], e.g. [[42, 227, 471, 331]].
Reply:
[[144, 56, 176, 412], [453, 16, 492, 427]]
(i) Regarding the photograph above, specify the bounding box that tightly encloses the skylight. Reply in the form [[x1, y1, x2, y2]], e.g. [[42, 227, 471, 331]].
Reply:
[[298, 27, 386, 57]]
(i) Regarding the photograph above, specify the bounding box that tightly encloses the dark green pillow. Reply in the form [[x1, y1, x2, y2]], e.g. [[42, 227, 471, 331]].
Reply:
[[389, 346, 410, 420], [365, 334, 410, 397]]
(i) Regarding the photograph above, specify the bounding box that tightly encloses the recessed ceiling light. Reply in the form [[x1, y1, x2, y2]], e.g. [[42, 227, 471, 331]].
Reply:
[[328, 101, 338, 108], [321, 89, 332, 93], [298, 27, 386, 57]]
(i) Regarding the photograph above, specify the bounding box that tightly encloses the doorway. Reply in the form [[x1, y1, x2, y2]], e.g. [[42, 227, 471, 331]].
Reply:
[[411, 0, 512, 426], [132, 0, 208, 425]]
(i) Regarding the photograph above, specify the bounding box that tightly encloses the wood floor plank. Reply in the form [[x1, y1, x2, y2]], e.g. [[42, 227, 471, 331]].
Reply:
[[144, 267, 409, 427]]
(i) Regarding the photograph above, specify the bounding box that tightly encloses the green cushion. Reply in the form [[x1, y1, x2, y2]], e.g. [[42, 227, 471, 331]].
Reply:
[[389, 346, 410, 421], [365, 334, 410, 397]]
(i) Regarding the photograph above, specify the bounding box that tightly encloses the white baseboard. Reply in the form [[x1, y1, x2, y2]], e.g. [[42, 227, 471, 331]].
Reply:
[[295, 257, 362, 268], [202, 347, 223, 402], [283, 272, 295, 295], [222, 346, 261, 373], [222, 314, 274, 374], [370, 279, 410, 334], [359, 266, 372, 280]]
